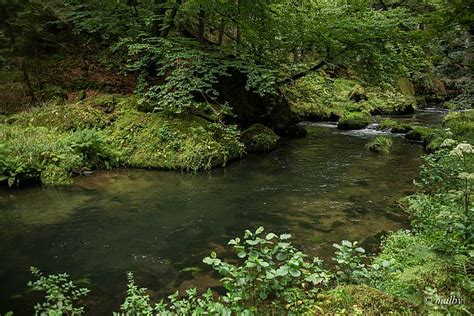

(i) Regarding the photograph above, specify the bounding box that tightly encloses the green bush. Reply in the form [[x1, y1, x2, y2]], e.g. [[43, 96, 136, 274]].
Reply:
[[443, 110, 474, 142], [28, 267, 90, 316], [0, 125, 119, 186], [365, 136, 393, 154]]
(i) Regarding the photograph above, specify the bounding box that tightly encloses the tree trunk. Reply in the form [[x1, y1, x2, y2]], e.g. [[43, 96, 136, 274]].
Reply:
[[218, 18, 225, 45], [20, 59, 38, 107], [152, 0, 167, 36], [161, 0, 182, 38], [236, 0, 242, 43], [198, 6, 206, 43]]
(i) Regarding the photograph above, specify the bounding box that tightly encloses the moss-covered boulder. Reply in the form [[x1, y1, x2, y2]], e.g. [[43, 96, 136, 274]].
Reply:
[[109, 102, 245, 171], [365, 136, 393, 154], [391, 123, 413, 134], [405, 127, 433, 142], [337, 112, 371, 130], [241, 124, 279, 153], [379, 118, 412, 134]]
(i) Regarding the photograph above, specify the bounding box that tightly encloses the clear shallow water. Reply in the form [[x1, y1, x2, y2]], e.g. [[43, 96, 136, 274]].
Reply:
[[0, 123, 426, 314]]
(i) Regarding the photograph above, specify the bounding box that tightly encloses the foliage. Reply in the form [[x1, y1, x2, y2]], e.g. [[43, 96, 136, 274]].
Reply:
[[0, 124, 119, 186], [28, 267, 90, 316], [203, 227, 332, 313], [371, 138, 473, 312], [332, 240, 368, 285], [365, 136, 393, 155], [443, 110, 474, 142]]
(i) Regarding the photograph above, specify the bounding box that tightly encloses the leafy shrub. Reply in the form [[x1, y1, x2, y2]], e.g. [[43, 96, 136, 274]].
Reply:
[[0, 125, 119, 186], [332, 240, 369, 285], [443, 110, 474, 142], [365, 136, 393, 154], [28, 267, 90, 316]]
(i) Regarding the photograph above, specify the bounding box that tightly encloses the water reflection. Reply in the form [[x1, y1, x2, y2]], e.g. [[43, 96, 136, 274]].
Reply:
[[0, 124, 424, 314]]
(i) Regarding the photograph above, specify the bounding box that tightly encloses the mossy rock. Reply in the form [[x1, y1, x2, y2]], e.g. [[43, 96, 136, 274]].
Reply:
[[379, 119, 412, 133], [391, 123, 413, 134], [241, 124, 279, 153], [366, 136, 393, 154], [405, 127, 433, 142], [109, 107, 245, 171], [317, 285, 415, 314], [337, 112, 371, 130]]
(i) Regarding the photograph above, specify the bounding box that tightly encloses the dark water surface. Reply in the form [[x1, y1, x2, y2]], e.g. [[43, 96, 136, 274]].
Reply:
[[0, 121, 427, 314]]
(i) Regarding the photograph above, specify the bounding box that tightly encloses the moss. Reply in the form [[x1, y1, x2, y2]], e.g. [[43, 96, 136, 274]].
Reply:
[[405, 127, 433, 142], [241, 124, 279, 153], [366, 136, 393, 154], [337, 112, 371, 130], [285, 74, 416, 122], [8, 101, 111, 131], [317, 285, 415, 314], [380, 118, 412, 133], [391, 124, 413, 134], [108, 106, 245, 171]]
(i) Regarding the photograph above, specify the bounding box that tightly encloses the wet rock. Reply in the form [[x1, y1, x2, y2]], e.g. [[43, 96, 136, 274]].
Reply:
[[241, 124, 279, 153], [337, 113, 371, 130]]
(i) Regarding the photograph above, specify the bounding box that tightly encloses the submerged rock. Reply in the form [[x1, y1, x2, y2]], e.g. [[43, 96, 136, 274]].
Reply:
[[241, 124, 279, 153]]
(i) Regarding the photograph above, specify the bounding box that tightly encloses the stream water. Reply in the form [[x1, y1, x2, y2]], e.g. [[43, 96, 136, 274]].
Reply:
[[0, 113, 440, 314]]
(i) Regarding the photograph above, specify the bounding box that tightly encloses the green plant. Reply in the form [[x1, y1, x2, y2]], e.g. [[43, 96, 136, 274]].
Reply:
[[203, 227, 332, 313], [332, 241, 369, 285], [28, 267, 90, 316], [365, 136, 393, 155]]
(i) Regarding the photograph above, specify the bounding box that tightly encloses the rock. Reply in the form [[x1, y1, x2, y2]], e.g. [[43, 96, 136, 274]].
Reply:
[[405, 127, 432, 142], [348, 84, 368, 102], [337, 113, 371, 130], [213, 68, 300, 136], [391, 124, 412, 134], [241, 124, 279, 153]]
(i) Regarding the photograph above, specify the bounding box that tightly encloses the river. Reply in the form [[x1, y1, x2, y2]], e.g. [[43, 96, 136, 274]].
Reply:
[[0, 112, 440, 314]]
